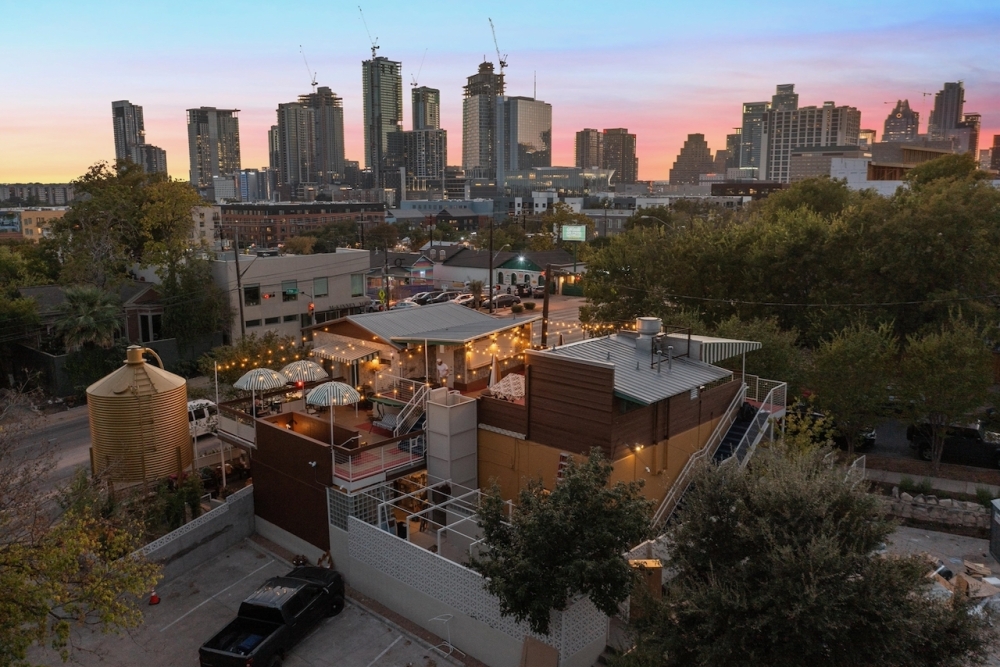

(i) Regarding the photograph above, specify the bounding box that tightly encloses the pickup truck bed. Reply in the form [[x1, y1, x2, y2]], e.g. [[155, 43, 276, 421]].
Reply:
[[201, 617, 279, 656]]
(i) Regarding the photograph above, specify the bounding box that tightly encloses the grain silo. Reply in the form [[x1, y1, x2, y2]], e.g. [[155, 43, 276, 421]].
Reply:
[[87, 345, 192, 483]]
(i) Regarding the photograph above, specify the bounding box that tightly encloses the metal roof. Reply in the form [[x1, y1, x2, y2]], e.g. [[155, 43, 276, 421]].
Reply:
[[347, 302, 537, 348], [537, 335, 732, 405]]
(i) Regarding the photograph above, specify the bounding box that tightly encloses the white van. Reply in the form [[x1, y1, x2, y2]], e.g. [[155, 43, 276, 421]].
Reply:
[[188, 400, 219, 439]]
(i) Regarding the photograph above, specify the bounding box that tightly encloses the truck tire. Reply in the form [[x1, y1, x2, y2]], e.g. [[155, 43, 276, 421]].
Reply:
[[327, 595, 345, 617]]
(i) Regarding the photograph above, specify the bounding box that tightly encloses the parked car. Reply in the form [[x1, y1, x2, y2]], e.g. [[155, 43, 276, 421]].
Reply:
[[531, 285, 547, 299], [429, 291, 463, 303], [365, 297, 384, 313], [488, 294, 521, 309], [453, 293, 478, 307], [390, 300, 421, 310], [906, 421, 1000, 469], [188, 399, 218, 439], [412, 291, 444, 305], [788, 405, 876, 451], [199, 566, 345, 667]]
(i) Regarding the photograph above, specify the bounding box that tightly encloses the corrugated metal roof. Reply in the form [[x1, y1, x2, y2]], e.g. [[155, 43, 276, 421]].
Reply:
[[539, 335, 732, 405], [347, 302, 537, 347], [662, 334, 762, 365]]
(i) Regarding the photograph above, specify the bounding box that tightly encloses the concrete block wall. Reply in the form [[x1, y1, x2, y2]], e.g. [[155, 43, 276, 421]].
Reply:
[[883, 492, 991, 530]]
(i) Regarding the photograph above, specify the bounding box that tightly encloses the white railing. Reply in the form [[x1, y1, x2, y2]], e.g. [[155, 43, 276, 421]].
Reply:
[[732, 382, 786, 466], [374, 373, 425, 404], [651, 384, 747, 530], [394, 383, 430, 438]]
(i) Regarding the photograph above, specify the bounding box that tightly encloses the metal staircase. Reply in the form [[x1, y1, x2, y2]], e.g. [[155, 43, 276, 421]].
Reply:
[[394, 383, 429, 455]]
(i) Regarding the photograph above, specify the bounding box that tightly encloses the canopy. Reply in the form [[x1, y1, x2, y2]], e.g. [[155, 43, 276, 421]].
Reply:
[[306, 381, 362, 407], [280, 359, 328, 384], [312, 340, 381, 364], [233, 368, 289, 392]]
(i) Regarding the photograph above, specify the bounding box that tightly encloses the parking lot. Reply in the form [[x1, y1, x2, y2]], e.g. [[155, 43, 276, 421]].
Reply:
[[29, 542, 446, 667]]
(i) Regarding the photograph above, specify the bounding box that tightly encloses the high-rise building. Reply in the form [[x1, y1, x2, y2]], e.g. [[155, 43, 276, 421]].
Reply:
[[669, 134, 715, 185], [602, 128, 638, 185], [187, 107, 241, 189], [112, 100, 145, 163], [462, 61, 505, 178], [412, 86, 440, 130], [979, 149, 993, 171], [883, 100, 919, 142], [496, 96, 552, 184], [268, 126, 280, 171], [575, 128, 603, 168], [992, 135, 1000, 171], [111, 100, 167, 174], [760, 100, 861, 183], [297, 86, 345, 184], [951, 112, 981, 155], [239, 169, 274, 202], [712, 150, 729, 175], [275, 102, 315, 190], [771, 84, 799, 112], [739, 101, 770, 170], [725, 129, 742, 170], [362, 56, 403, 187], [858, 129, 877, 150], [928, 82, 965, 140]]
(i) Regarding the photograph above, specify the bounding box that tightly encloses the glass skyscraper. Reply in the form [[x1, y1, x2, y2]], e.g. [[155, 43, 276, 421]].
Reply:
[[496, 96, 552, 185], [187, 107, 241, 188], [362, 56, 403, 187], [462, 62, 505, 178]]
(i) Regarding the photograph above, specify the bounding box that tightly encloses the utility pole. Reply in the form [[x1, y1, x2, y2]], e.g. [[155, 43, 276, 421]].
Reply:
[[541, 263, 552, 347], [232, 227, 246, 340], [488, 218, 494, 313]]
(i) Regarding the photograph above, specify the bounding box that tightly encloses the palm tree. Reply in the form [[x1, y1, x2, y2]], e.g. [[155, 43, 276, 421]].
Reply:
[[469, 280, 484, 311], [55, 285, 122, 352]]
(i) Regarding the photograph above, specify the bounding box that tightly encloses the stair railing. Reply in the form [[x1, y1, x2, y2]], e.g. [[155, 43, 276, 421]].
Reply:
[[650, 383, 747, 530], [394, 383, 429, 438], [732, 382, 786, 466]]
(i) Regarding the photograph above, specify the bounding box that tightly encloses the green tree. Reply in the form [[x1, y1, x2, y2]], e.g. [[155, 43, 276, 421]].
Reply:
[[753, 175, 854, 219], [904, 152, 986, 190], [159, 253, 231, 350], [621, 447, 997, 667], [53, 285, 122, 352], [468, 279, 484, 310], [0, 386, 161, 666], [713, 315, 806, 393], [363, 223, 399, 251], [198, 330, 306, 386], [472, 448, 652, 635], [51, 160, 200, 289], [282, 235, 316, 255], [314, 220, 359, 251], [810, 321, 898, 455], [898, 317, 993, 474]]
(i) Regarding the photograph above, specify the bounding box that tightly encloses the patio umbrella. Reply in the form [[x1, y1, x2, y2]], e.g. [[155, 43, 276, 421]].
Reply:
[[280, 359, 328, 384], [488, 354, 500, 387], [234, 368, 289, 415], [306, 381, 362, 445]]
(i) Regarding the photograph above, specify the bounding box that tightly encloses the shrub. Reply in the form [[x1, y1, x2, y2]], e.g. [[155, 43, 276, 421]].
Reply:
[[899, 476, 934, 495], [524, 301, 537, 311], [975, 486, 995, 508], [511, 303, 524, 313]]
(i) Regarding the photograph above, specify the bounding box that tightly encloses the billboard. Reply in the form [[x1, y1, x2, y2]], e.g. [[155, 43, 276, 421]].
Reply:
[[561, 224, 587, 242], [0, 212, 20, 234]]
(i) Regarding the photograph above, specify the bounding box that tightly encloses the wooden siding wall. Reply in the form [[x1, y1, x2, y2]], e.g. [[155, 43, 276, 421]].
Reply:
[[526, 355, 615, 457], [667, 381, 740, 438], [252, 420, 332, 550], [478, 396, 529, 434]]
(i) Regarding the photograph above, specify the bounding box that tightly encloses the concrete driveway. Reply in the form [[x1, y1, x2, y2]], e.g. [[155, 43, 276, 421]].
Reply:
[[29, 542, 446, 667]]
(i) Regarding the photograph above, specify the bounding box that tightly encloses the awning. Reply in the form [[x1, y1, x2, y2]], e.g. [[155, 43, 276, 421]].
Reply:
[[695, 339, 762, 364], [312, 341, 380, 364]]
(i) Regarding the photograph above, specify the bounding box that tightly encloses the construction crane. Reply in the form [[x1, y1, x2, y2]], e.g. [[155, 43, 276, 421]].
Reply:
[[359, 6, 379, 59], [300, 46, 317, 92], [410, 48, 428, 88], [489, 18, 507, 74]]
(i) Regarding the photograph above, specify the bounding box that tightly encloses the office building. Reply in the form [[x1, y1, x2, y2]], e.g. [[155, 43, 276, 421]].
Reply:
[[858, 129, 877, 150], [993, 135, 1000, 171], [979, 149, 993, 171], [362, 56, 403, 187], [187, 107, 241, 189], [298, 86, 346, 184], [275, 102, 316, 191], [739, 101, 769, 170], [111, 100, 168, 174], [789, 146, 869, 182], [760, 101, 861, 183], [268, 125, 280, 171], [771, 84, 799, 111], [219, 201, 385, 247], [602, 128, 638, 185], [238, 169, 275, 202], [412, 86, 440, 131], [949, 112, 981, 155], [669, 134, 715, 185], [883, 100, 919, 142], [496, 96, 552, 184], [928, 82, 965, 140], [462, 61, 505, 178], [575, 128, 603, 168], [725, 130, 742, 170], [0, 183, 76, 205]]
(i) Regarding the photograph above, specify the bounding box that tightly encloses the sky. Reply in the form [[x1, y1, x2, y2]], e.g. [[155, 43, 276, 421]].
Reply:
[[2, 0, 999, 183]]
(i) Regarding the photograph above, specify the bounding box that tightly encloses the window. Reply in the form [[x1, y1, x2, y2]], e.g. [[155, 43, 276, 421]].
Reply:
[[244, 284, 260, 307], [140, 313, 162, 342], [283, 314, 298, 322], [350, 273, 364, 297], [314, 277, 328, 298], [497, 272, 504, 284], [246, 319, 261, 328], [282, 279, 298, 302], [264, 316, 280, 325]]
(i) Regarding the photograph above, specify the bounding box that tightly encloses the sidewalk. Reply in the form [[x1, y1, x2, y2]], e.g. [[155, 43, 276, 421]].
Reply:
[[866, 468, 1000, 498]]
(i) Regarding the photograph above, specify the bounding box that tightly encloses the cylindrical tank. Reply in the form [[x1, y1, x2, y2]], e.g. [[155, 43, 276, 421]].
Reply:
[[87, 345, 191, 483], [636, 317, 662, 336]]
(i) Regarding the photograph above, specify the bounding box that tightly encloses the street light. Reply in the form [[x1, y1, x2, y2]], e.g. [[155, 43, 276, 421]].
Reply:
[[640, 215, 667, 226]]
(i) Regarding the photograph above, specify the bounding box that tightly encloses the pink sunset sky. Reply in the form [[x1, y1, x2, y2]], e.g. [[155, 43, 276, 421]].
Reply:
[[2, 1, 998, 183]]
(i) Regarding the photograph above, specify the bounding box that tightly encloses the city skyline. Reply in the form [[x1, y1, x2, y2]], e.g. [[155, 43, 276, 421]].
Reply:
[[2, 0, 999, 183]]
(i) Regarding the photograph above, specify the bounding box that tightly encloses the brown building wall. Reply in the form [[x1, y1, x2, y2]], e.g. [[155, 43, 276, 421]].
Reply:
[[252, 418, 333, 550], [478, 396, 528, 434], [525, 355, 615, 456]]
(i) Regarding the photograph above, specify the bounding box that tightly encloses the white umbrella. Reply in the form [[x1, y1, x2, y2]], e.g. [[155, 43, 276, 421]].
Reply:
[[307, 381, 362, 445], [234, 368, 289, 416], [280, 359, 328, 384], [488, 354, 500, 387]]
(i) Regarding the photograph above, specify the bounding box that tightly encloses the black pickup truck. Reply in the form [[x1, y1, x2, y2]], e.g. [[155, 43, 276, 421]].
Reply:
[[199, 566, 345, 667]]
